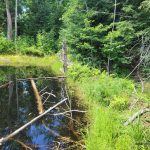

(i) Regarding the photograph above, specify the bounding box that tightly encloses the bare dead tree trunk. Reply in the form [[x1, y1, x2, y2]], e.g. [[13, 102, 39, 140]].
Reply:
[[62, 40, 68, 73], [15, 0, 18, 45], [5, 0, 13, 40], [107, 0, 117, 75]]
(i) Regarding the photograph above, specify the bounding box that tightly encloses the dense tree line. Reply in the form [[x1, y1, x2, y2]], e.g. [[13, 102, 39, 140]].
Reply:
[[0, 0, 150, 76]]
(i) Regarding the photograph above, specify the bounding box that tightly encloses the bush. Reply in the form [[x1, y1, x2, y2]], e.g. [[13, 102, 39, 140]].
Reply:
[[17, 36, 44, 56], [67, 63, 101, 81], [37, 31, 57, 54], [25, 46, 44, 57], [0, 34, 15, 54], [68, 64, 134, 106], [110, 96, 130, 110]]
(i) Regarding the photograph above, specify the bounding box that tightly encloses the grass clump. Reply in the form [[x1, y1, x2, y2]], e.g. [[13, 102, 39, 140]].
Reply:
[[86, 106, 121, 150]]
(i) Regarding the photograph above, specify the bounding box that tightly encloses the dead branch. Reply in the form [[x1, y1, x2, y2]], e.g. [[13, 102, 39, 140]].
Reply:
[[10, 138, 33, 150], [124, 108, 150, 126], [0, 98, 67, 145], [0, 81, 13, 89], [52, 110, 87, 116], [30, 79, 44, 114], [39, 86, 47, 94], [17, 76, 66, 81], [42, 92, 56, 105]]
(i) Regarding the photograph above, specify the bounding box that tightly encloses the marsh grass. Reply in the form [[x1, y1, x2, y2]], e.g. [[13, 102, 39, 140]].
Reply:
[[67, 63, 150, 150], [0, 55, 63, 75]]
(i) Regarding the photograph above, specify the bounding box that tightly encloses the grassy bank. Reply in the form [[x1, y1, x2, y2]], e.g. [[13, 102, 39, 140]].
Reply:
[[0, 55, 149, 149], [0, 55, 63, 75], [67, 64, 150, 150]]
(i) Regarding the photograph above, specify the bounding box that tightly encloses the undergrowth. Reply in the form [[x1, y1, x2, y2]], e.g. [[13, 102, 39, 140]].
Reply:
[[67, 63, 150, 150]]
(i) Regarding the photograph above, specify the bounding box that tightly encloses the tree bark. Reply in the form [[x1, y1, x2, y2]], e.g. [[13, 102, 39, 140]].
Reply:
[[15, 0, 18, 45], [5, 0, 13, 40], [62, 40, 68, 73]]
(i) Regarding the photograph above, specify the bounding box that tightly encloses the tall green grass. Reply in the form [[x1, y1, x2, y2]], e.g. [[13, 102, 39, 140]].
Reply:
[[67, 63, 149, 150]]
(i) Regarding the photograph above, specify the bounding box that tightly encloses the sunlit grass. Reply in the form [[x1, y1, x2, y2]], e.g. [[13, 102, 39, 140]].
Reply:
[[0, 55, 63, 75], [67, 63, 150, 150]]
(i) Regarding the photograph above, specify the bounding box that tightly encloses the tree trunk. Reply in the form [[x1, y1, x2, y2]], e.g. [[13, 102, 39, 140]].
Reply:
[[62, 40, 68, 73], [5, 0, 13, 40], [15, 0, 18, 45]]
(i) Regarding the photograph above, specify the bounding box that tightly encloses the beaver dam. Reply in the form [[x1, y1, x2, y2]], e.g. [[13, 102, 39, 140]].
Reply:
[[0, 66, 86, 150]]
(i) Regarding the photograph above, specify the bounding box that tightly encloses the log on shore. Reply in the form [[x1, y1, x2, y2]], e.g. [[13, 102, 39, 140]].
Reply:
[[124, 108, 150, 126]]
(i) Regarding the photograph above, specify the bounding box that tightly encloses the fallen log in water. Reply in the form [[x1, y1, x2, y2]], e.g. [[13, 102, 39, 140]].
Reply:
[[30, 79, 44, 114], [17, 76, 66, 81], [0, 98, 67, 145]]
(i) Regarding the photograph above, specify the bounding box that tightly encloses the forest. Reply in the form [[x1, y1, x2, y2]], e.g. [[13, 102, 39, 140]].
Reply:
[[0, 0, 150, 150]]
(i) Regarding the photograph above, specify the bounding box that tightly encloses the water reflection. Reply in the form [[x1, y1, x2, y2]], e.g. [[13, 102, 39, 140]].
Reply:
[[0, 66, 83, 150]]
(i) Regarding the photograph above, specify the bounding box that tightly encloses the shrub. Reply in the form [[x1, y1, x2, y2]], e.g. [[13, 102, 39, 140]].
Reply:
[[17, 36, 44, 56], [0, 34, 15, 54], [25, 46, 44, 57], [110, 96, 130, 110], [67, 63, 101, 81], [37, 31, 57, 54], [17, 36, 35, 54], [68, 64, 134, 106]]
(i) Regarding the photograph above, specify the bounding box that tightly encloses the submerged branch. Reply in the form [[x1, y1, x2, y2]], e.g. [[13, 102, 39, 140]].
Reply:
[[17, 76, 66, 81], [30, 79, 44, 114]]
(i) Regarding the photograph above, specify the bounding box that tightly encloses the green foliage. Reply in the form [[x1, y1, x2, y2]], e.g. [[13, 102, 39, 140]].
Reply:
[[37, 31, 57, 54], [25, 46, 44, 57], [17, 36, 44, 56], [115, 134, 137, 150], [68, 64, 134, 106], [67, 63, 100, 81], [68, 63, 149, 150], [0, 34, 15, 54], [110, 96, 130, 111]]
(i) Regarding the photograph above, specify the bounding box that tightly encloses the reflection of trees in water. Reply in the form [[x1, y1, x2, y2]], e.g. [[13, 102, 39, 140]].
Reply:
[[0, 66, 77, 149]]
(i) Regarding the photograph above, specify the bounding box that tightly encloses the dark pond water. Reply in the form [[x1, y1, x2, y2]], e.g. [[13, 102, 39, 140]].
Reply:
[[0, 67, 85, 150]]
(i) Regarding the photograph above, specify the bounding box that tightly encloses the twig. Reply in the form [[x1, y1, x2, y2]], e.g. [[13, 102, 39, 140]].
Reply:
[[0, 98, 67, 145], [52, 110, 87, 116], [124, 108, 150, 126], [10, 138, 33, 150], [42, 92, 56, 105], [39, 86, 47, 94]]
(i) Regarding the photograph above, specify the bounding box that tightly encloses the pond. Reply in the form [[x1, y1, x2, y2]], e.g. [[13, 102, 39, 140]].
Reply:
[[0, 66, 85, 150]]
